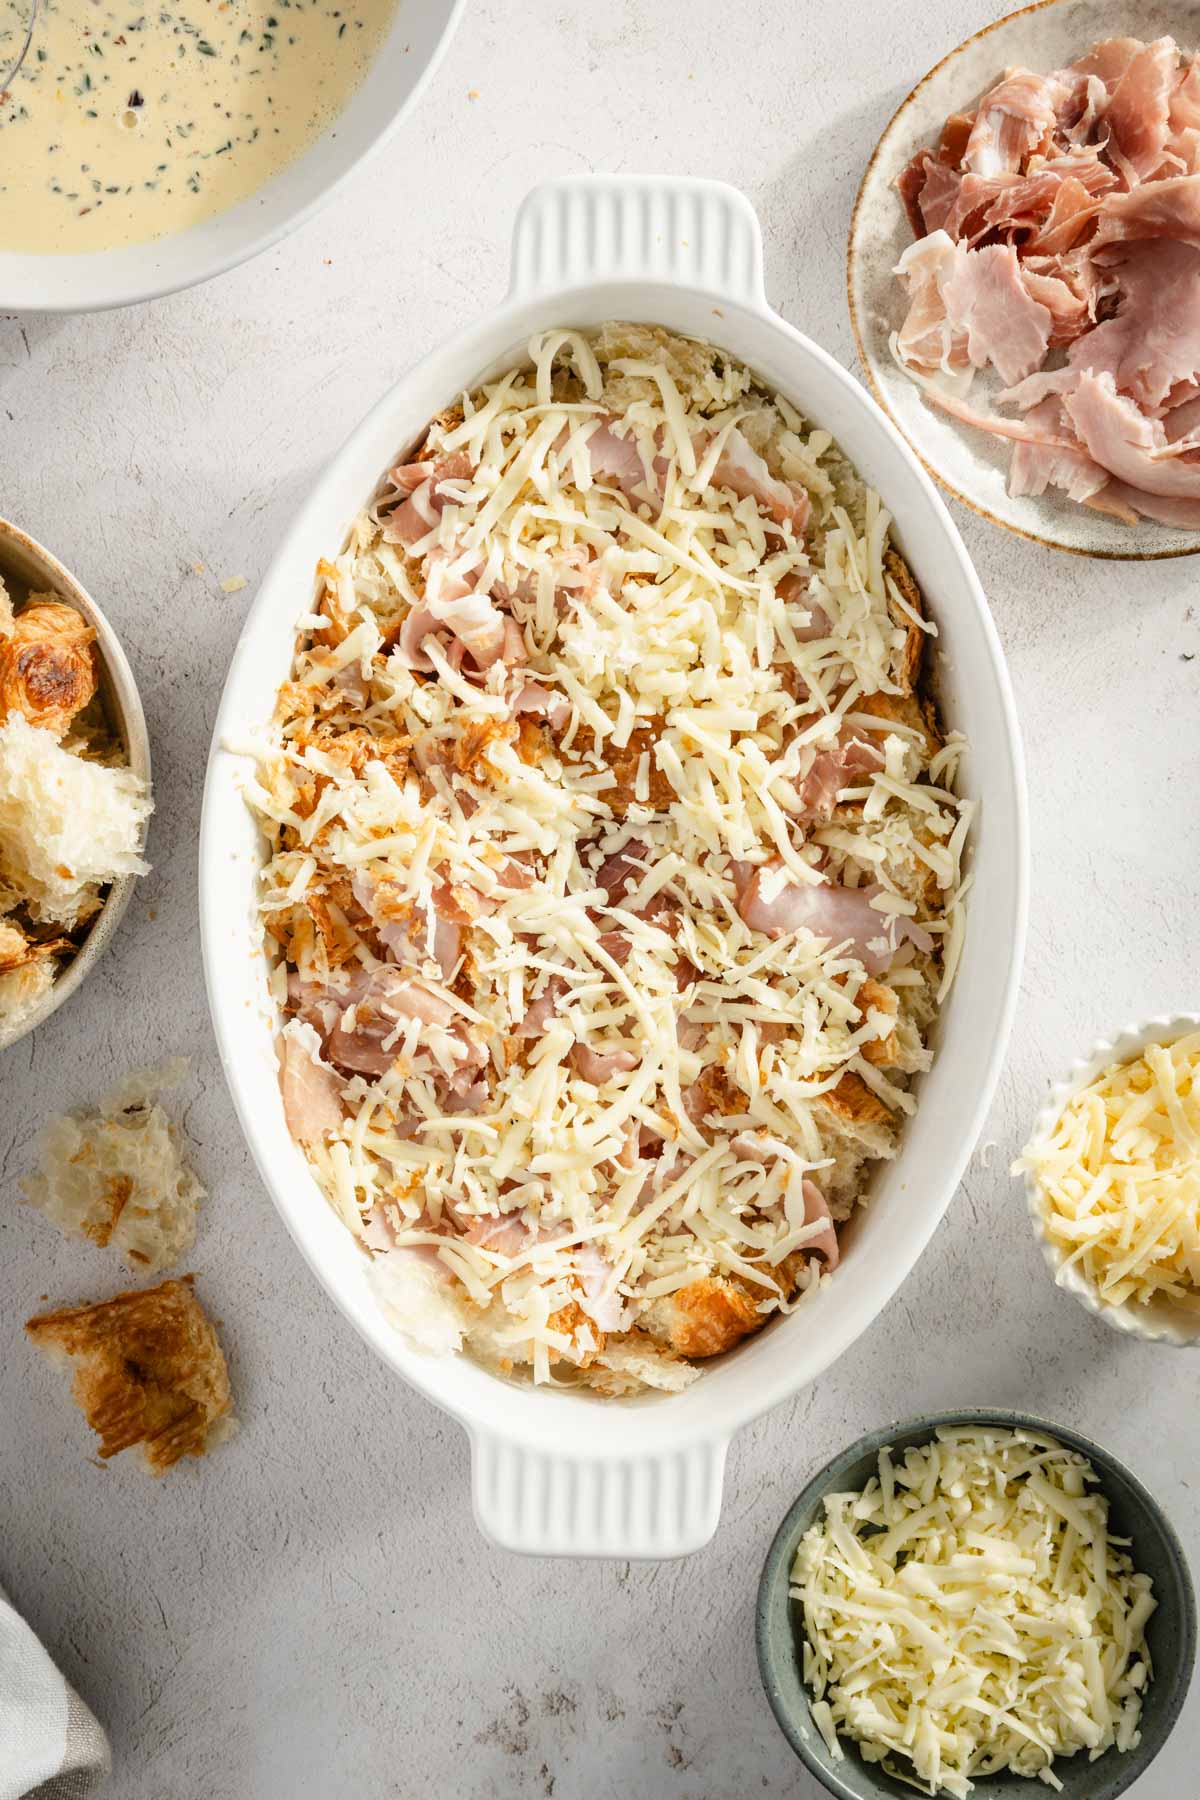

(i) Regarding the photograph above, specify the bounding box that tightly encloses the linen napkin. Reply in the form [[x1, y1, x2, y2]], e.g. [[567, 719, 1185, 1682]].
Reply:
[[0, 1584, 110, 1799]]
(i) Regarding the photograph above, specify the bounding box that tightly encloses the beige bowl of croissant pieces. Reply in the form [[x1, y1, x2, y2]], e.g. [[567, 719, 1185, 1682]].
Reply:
[[0, 519, 153, 1051]]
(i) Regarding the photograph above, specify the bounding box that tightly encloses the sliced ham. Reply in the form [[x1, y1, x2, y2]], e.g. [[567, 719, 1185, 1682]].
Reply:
[[1089, 480, 1200, 526], [424, 550, 507, 670], [495, 856, 536, 893], [463, 1212, 529, 1258], [897, 234, 1056, 389], [935, 163, 1115, 248], [429, 860, 533, 932], [1167, 62, 1200, 173], [360, 1206, 399, 1251], [921, 379, 1079, 448], [734, 864, 933, 975], [938, 112, 975, 166], [940, 157, 1115, 245], [1163, 390, 1200, 438], [893, 232, 971, 377], [940, 244, 1054, 386], [1065, 370, 1200, 498], [591, 838, 650, 902], [395, 603, 445, 672], [1025, 244, 1106, 321], [278, 1022, 344, 1144], [996, 364, 1083, 411], [943, 172, 1017, 245], [382, 455, 475, 548], [494, 543, 598, 610], [390, 461, 433, 494], [511, 682, 570, 731], [1020, 268, 1091, 344], [1073, 38, 1143, 93], [571, 1042, 639, 1085], [1104, 37, 1178, 181], [352, 873, 461, 981], [324, 971, 460, 1077], [573, 1244, 627, 1333], [1058, 70, 1110, 144], [896, 153, 963, 237], [516, 975, 568, 1038], [1008, 427, 1110, 504], [708, 427, 810, 535], [390, 450, 472, 492], [583, 421, 661, 502], [729, 1135, 840, 1269], [799, 1179, 840, 1269], [979, 170, 1069, 236], [292, 967, 484, 1081], [898, 150, 937, 237], [1094, 174, 1200, 248], [1071, 240, 1200, 409], [1026, 176, 1103, 254], [796, 725, 885, 822], [1167, 128, 1200, 178], [776, 572, 833, 641], [441, 1077, 491, 1114], [498, 617, 528, 668], [963, 68, 1067, 177], [383, 480, 443, 548]]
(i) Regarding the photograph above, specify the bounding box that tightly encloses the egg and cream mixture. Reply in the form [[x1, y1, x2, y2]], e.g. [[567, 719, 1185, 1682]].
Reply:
[[0, 0, 399, 253]]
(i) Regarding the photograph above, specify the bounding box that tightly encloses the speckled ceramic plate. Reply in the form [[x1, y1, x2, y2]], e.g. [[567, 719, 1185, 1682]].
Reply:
[[848, 0, 1200, 559], [757, 1410, 1197, 1800]]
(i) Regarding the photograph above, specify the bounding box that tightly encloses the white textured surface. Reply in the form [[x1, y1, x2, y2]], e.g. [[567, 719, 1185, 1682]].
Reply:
[[0, 1, 1197, 1794]]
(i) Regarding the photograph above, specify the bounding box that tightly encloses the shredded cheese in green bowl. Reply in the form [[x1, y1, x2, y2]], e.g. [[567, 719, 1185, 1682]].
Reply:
[[756, 1412, 1195, 1800]]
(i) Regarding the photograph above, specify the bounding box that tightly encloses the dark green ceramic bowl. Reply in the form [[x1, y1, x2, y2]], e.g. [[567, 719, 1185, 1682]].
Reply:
[[756, 1409, 1196, 1800]]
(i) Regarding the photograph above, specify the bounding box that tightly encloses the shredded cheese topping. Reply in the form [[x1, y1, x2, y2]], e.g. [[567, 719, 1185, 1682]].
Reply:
[[244, 324, 971, 1395], [1018, 1031, 1200, 1311], [793, 1427, 1155, 1797]]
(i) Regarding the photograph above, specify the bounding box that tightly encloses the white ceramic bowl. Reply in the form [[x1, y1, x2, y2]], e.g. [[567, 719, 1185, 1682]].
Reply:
[[0, 519, 151, 1052], [0, 0, 465, 314], [1024, 1014, 1200, 1347], [848, 0, 1200, 560], [200, 175, 1029, 1558]]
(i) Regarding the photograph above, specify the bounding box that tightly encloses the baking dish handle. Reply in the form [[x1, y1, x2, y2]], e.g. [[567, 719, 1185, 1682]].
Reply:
[[508, 174, 767, 311], [470, 1429, 729, 1559]]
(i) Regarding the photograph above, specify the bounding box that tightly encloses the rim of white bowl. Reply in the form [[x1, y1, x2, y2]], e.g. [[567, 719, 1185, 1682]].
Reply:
[[0, 519, 151, 1052], [1023, 1014, 1200, 1347], [0, 0, 467, 314]]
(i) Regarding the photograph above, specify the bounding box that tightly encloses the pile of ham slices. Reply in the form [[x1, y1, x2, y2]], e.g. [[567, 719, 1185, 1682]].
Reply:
[[893, 35, 1200, 528]]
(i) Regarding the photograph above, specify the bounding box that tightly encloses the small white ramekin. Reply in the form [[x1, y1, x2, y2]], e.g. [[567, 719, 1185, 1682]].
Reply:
[[1023, 1015, 1200, 1349]]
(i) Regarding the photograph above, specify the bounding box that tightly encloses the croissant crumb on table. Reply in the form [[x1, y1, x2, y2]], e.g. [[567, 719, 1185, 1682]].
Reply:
[[26, 1276, 236, 1475]]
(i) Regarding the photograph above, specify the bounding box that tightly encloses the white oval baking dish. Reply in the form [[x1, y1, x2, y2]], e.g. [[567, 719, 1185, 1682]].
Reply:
[[200, 175, 1029, 1559], [1024, 1015, 1200, 1348], [0, 0, 464, 314]]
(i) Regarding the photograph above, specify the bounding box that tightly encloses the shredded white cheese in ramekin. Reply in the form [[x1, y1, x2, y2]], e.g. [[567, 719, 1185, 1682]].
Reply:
[[792, 1426, 1155, 1798], [1018, 1031, 1200, 1311]]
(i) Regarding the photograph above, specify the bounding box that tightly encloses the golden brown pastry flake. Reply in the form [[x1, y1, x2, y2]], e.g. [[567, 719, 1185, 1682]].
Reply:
[[26, 1276, 235, 1475]]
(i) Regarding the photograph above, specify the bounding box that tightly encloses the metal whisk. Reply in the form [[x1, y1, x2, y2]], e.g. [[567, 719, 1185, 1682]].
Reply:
[[0, 0, 40, 94]]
